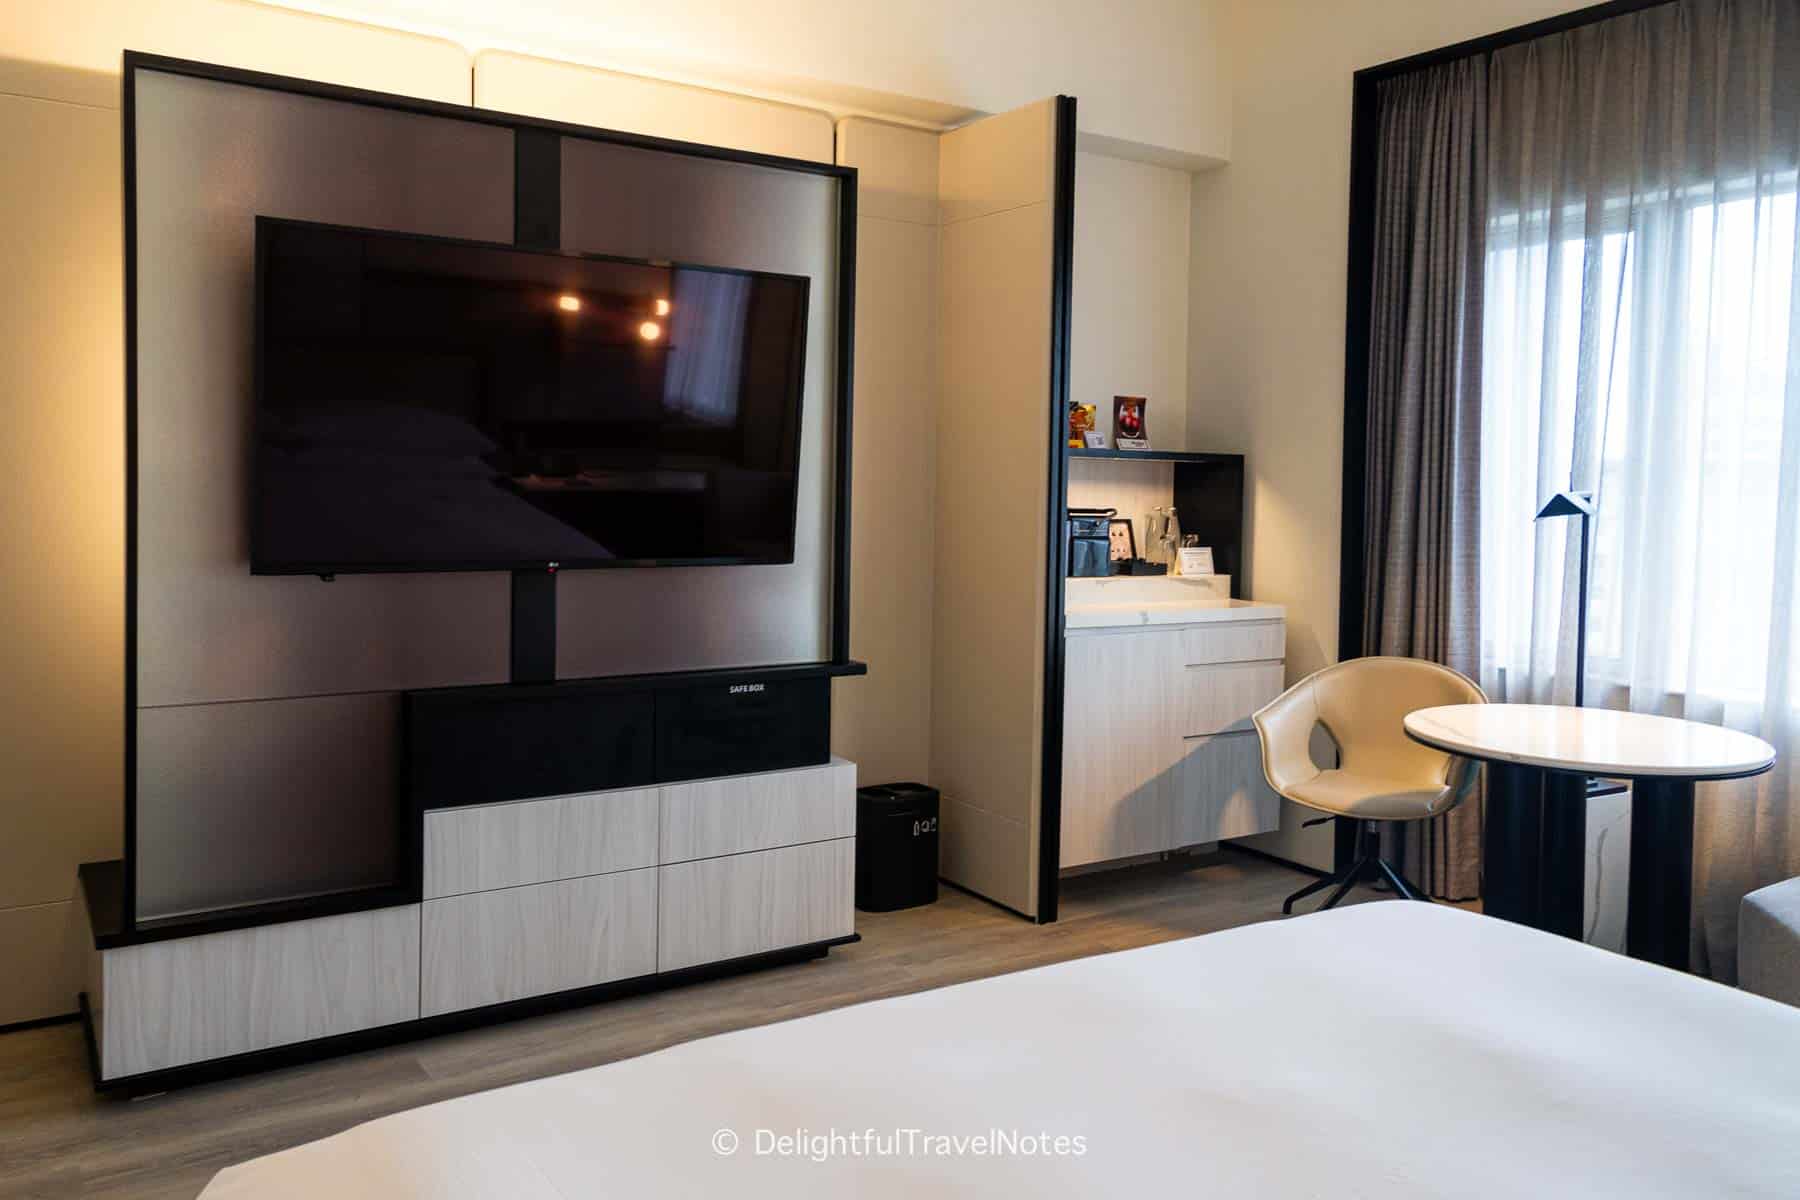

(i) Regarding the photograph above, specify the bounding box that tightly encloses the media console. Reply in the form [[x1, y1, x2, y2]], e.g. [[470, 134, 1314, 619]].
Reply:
[[80, 661, 865, 1093]]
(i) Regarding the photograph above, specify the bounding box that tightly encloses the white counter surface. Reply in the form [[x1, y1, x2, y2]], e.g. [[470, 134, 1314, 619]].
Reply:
[[1065, 576, 1284, 630]]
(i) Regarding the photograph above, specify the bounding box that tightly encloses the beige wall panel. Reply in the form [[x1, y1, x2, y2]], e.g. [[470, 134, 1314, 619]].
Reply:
[[932, 100, 1056, 916], [0, 93, 125, 921], [835, 117, 940, 226], [938, 98, 1056, 226], [554, 139, 838, 676], [473, 51, 834, 163], [136, 694, 403, 919], [1071, 151, 1191, 451], [937, 793, 1033, 914], [0, 901, 86, 1026], [828, 120, 940, 785], [0, 0, 472, 106], [134, 71, 516, 707]]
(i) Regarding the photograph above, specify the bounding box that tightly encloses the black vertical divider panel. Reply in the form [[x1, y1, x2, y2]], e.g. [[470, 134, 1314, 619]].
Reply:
[[121, 60, 140, 930], [510, 128, 562, 684], [1036, 96, 1078, 924]]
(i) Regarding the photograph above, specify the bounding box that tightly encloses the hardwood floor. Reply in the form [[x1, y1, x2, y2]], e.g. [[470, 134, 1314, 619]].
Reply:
[[0, 850, 1353, 1199]]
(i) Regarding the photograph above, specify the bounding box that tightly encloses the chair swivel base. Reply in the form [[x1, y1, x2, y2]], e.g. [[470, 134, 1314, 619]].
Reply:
[[1282, 829, 1432, 916]]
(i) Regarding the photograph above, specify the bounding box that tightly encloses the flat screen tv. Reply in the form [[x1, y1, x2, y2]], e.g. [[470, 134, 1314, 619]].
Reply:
[[251, 217, 810, 574]]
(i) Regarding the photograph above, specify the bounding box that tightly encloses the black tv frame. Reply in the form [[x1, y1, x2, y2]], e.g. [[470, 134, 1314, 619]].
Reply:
[[118, 51, 861, 940], [249, 215, 814, 576]]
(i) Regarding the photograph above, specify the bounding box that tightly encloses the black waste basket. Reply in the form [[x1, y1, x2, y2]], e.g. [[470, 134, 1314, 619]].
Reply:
[[855, 782, 940, 912]]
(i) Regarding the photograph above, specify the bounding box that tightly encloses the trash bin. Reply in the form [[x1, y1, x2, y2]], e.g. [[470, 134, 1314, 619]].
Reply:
[[854, 782, 940, 912]]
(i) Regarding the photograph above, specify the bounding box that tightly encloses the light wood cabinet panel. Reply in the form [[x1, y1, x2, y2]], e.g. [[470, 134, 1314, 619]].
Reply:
[[423, 786, 660, 899], [1172, 732, 1282, 845], [659, 760, 854, 864], [1179, 620, 1285, 666], [1060, 629, 1183, 867], [1179, 661, 1285, 736], [100, 905, 420, 1079], [657, 839, 854, 972], [1062, 621, 1284, 869], [420, 870, 657, 1018]]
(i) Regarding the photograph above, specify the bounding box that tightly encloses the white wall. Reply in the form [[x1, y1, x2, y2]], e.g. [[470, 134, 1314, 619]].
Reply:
[[1071, 151, 1191, 453], [1186, 0, 1597, 867], [257, 0, 1233, 163]]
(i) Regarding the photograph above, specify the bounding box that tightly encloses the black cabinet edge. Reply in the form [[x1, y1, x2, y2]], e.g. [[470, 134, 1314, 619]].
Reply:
[[405, 659, 868, 704], [84, 872, 416, 951]]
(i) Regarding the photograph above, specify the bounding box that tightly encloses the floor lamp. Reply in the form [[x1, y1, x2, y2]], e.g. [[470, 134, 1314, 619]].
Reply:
[[1535, 489, 1620, 801], [1534, 489, 1596, 707]]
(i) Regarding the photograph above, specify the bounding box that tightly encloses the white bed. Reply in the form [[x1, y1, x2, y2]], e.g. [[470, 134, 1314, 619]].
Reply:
[[200, 903, 1800, 1198]]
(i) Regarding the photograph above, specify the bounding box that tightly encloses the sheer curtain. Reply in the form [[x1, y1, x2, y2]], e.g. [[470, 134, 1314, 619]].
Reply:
[[1481, 0, 1800, 978]]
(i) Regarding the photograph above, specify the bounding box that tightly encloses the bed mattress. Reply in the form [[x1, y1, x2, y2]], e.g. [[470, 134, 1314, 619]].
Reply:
[[200, 902, 1800, 1198]]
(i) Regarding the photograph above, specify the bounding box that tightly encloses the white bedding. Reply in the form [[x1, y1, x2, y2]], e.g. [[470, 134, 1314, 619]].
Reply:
[[201, 903, 1800, 1198]]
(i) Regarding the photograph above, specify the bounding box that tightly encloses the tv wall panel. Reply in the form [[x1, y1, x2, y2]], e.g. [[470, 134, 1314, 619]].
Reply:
[[126, 58, 852, 925], [135, 693, 401, 920], [554, 138, 837, 678], [133, 69, 516, 710]]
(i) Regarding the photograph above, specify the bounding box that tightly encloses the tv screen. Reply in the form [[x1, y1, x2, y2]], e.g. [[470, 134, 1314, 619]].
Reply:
[[251, 217, 809, 574]]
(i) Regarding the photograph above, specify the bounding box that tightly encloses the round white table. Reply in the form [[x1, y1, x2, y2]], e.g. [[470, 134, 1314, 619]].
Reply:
[[1404, 704, 1776, 971]]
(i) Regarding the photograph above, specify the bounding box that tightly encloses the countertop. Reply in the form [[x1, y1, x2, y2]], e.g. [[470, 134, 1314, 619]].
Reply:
[[1065, 576, 1284, 630]]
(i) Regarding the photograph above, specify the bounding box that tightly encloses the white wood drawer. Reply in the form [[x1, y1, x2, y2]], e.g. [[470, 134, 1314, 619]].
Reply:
[[1179, 621, 1285, 666], [1181, 661, 1285, 736], [657, 839, 854, 972], [659, 760, 854, 864], [99, 905, 420, 1079], [423, 786, 659, 899], [1172, 731, 1281, 845], [420, 869, 657, 1017]]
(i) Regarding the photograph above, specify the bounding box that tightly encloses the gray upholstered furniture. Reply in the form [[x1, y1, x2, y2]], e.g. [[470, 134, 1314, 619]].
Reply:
[[1741, 876, 1800, 1008]]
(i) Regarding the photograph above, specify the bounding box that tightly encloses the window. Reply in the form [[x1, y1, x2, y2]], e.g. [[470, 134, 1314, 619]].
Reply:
[[1479, 180, 1797, 712]]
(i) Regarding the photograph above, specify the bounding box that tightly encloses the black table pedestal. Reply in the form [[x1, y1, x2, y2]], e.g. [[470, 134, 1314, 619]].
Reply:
[[1482, 762, 1543, 927], [1483, 762, 1586, 939], [1626, 777, 1694, 972]]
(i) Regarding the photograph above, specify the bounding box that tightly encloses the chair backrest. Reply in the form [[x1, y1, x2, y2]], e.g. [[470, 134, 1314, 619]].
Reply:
[[1301, 656, 1485, 787]]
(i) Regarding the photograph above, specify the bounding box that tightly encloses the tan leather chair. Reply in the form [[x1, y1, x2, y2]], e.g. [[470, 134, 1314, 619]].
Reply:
[[1252, 656, 1486, 914]]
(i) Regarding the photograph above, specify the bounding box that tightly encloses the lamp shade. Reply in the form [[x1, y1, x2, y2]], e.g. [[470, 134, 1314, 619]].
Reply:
[[1535, 490, 1595, 520]]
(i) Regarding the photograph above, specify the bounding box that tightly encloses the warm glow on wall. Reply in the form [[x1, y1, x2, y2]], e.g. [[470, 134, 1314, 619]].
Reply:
[[557, 293, 581, 312], [639, 320, 663, 341], [654, 297, 671, 316]]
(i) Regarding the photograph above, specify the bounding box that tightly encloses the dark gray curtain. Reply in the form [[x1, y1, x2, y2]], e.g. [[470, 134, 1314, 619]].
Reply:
[[1363, 57, 1488, 900]]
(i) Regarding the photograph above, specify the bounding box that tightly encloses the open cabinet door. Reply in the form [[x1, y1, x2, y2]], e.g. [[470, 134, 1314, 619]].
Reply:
[[932, 96, 1076, 921]]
